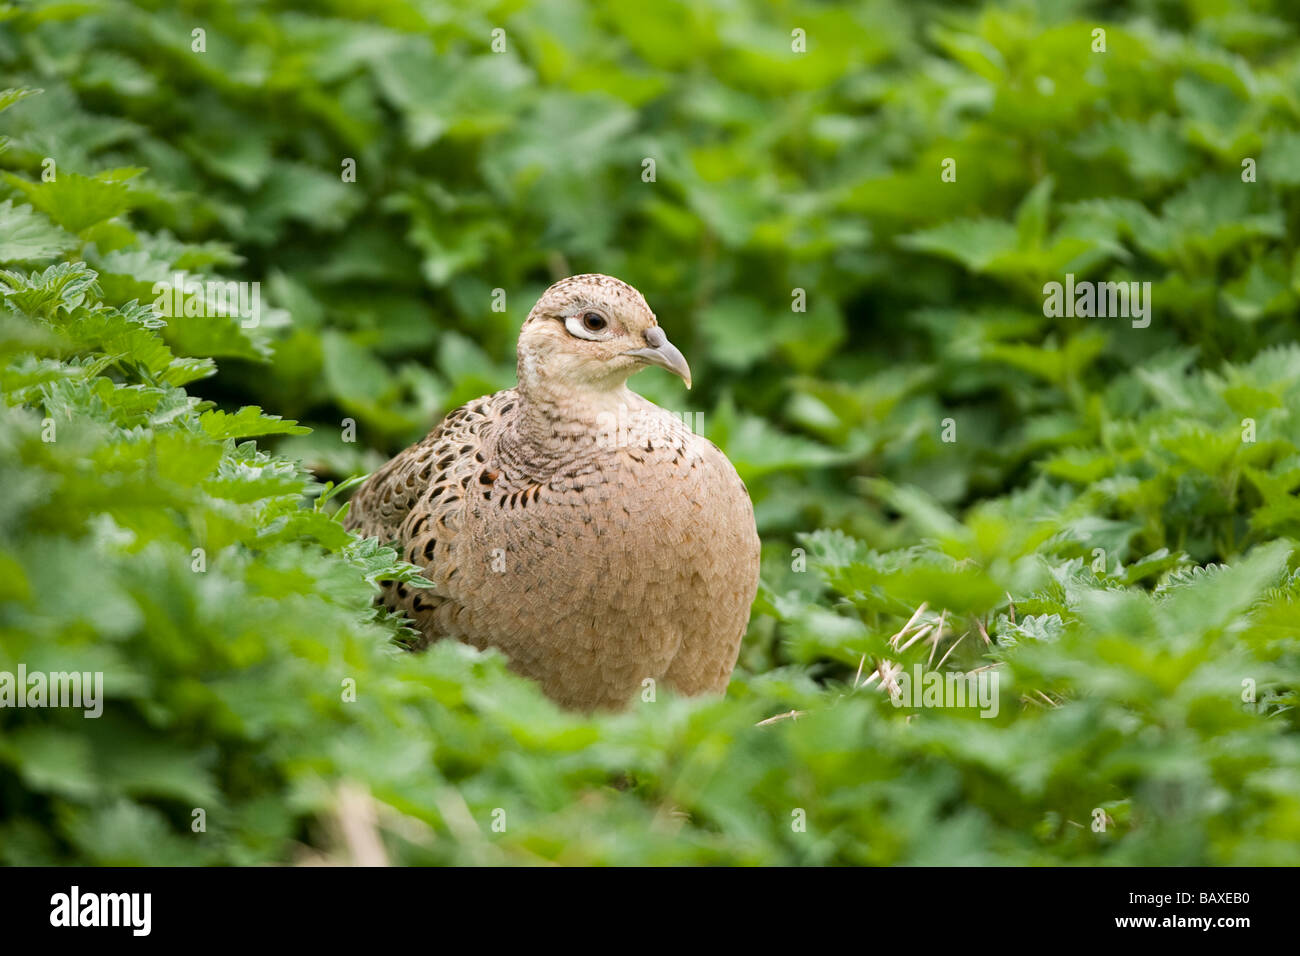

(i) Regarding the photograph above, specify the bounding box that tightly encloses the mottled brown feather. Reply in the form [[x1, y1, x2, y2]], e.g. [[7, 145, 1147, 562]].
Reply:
[[346, 275, 760, 711]]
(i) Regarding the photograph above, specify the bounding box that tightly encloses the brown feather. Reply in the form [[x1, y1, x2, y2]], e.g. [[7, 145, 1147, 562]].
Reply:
[[346, 275, 760, 711]]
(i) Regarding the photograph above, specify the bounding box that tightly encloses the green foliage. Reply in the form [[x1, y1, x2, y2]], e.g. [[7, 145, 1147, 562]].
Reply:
[[1, 0, 1298, 865]]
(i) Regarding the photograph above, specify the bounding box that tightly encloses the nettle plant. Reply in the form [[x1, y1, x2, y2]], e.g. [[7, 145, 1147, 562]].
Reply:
[[0, 90, 457, 864], [1, 0, 1299, 865]]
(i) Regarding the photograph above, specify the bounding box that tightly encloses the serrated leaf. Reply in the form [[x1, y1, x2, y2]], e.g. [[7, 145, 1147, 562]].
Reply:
[[199, 406, 310, 440], [0, 87, 41, 113], [0, 200, 74, 262], [3, 171, 137, 234]]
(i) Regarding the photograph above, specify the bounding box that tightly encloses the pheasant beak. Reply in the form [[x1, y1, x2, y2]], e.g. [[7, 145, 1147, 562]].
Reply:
[[627, 325, 692, 389]]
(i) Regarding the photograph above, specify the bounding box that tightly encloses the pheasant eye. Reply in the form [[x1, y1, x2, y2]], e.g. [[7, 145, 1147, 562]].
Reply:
[[563, 311, 611, 341]]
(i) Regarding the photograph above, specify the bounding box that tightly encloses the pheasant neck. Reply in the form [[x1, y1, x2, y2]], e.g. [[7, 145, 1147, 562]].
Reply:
[[500, 384, 637, 468]]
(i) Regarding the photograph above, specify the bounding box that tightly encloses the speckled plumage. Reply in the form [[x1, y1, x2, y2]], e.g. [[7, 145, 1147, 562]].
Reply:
[[345, 275, 761, 711]]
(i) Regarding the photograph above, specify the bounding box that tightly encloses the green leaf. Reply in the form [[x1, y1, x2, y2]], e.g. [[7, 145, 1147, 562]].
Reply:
[[3, 170, 138, 234], [199, 406, 310, 440], [0, 87, 41, 113], [0, 200, 73, 262]]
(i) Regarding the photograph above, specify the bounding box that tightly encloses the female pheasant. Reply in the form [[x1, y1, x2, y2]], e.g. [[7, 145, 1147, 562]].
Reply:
[[345, 275, 761, 711]]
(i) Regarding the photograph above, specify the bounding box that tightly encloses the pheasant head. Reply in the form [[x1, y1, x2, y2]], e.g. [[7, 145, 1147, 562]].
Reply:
[[516, 274, 691, 398]]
